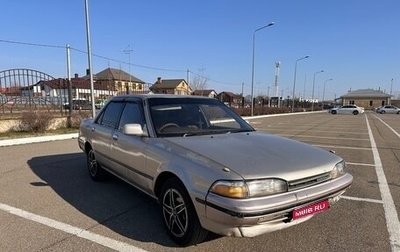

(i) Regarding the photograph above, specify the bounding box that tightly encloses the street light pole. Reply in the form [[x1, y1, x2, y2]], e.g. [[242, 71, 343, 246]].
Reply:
[[322, 78, 333, 106], [84, 0, 95, 118], [251, 22, 274, 116], [291, 55, 309, 113], [311, 70, 324, 111]]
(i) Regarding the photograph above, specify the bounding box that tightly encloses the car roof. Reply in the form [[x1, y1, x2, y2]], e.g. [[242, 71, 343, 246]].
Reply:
[[110, 94, 214, 102]]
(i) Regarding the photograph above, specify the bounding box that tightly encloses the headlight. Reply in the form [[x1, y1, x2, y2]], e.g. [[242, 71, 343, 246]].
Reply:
[[210, 179, 288, 199], [331, 161, 346, 179], [247, 179, 287, 197], [210, 181, 248, 198]]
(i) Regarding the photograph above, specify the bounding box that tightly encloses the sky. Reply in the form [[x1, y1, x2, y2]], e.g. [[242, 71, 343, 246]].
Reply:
[[0, 0, 399, 100]]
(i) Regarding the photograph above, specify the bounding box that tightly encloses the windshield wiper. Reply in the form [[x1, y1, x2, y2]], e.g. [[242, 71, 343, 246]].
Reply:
[[226, 129, 254, 134], [182, 128, 254, 137]]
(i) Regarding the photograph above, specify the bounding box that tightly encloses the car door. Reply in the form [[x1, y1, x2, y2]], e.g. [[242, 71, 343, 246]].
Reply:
[[111, 100, 151, 192], [386, 106, 395, 113], [338, 105, 349, 114], [91, 101, 125, 177]]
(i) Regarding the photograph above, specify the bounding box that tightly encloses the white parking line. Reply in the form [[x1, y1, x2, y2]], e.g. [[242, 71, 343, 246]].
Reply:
[[0, 202, 148, 252], [313, 144, 372, 151], [260, 127, 369, 135], [365, 114, 400, 252], [342, 195, 383, 204], [373, 115, 400, 138], [346, 162, 376, 167], [280, 134, 369, 141]]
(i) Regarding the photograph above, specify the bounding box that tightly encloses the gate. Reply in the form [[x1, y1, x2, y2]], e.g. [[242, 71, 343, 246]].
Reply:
[[0, 68, 56, 113]]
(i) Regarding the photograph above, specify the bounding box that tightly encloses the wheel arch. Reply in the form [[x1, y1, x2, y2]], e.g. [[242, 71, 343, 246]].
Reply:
[[84, 141, 92, 154], [154, 171, 181, 199]]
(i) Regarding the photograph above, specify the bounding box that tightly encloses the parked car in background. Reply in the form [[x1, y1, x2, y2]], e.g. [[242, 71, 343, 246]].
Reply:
[[72, 99, 92, 110], [327, 105, 339, 113], [373, 106, 382, 112], [375, 105, 400, 114], [95, 99, 108, 109], [78, 95, 353, 246], [323, 104, 336, 110], [64, 98, 91, 110], [330, 105, 364, 115]]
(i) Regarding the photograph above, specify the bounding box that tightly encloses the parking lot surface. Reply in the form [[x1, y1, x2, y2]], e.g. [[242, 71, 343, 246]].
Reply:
[[0, 111, 399, 252]]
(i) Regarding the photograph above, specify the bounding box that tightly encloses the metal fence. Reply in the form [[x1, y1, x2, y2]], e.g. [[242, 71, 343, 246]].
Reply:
[[0, 69, 67, 114]]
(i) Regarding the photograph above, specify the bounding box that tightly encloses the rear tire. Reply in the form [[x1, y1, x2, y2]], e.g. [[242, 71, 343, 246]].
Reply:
[[159, 178, 208, 246], [331, 110, 337, 114], [87, 148, 107, 181]]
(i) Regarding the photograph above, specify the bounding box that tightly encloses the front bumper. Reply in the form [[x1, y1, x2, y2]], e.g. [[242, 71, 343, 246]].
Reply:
[[199, 173, 353, 237]]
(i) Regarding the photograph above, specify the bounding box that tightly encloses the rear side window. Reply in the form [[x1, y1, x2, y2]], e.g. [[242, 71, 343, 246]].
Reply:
[[98, 101, 125, 128]]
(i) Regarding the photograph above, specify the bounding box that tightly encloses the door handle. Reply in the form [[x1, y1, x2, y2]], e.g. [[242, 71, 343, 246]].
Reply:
[[112, 134, 119, 141]]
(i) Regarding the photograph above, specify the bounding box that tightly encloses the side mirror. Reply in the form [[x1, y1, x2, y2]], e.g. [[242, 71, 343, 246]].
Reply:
[[123, 123, 148, 137]]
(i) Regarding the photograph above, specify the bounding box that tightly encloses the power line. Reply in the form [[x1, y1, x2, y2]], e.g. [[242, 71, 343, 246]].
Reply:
[[0, 39, 186, 72], [0, 39, 64, 49], [189, 70, 242, 87], [0, 38, 244, 88], [70, 47, 185, 72]]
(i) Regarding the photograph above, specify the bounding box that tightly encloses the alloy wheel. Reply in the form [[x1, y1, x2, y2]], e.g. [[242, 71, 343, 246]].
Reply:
[[162, 188, 188, 238]]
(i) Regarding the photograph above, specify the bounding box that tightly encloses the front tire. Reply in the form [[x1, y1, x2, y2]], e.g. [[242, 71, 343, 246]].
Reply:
[[159, 178, 208, 246], [331, 110, 337, 114], [353, 110, 359, 115]]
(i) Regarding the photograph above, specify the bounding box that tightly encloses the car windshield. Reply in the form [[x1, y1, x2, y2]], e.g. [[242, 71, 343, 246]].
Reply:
[[148, 97, 255, 137]]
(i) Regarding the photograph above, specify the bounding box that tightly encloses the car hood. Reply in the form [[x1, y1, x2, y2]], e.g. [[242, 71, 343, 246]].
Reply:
[[165, 132, 342, 181]]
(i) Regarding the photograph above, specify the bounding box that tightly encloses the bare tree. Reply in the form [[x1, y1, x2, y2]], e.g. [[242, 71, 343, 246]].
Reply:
[[191, 75, 209, 91], [190, 67, 209, 91]]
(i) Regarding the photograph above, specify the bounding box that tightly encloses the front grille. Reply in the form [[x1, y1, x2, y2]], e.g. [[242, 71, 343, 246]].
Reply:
[[287, 172, 331, 191]]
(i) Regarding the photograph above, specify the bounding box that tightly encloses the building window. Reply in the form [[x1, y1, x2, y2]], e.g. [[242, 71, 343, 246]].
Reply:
[[369, 101, 373, 106], [349, 100, 355, 105]]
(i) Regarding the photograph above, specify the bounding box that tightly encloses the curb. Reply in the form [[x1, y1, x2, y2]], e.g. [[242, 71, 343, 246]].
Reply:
[[0, 133, 78, 147]]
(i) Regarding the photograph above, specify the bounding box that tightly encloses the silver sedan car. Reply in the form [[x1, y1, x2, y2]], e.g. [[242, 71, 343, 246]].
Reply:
[[330, 105, 364, 115], [78, 95, 353, 246], [376, 105, 400, 114]]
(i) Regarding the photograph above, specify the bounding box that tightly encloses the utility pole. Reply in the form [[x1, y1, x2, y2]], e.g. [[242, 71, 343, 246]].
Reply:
[[390, 78, 393, 96], [275, 62, 280, 107], [241, 82, 244, 108], [122, 45, 133, 94], [187, 69, 190, 88]]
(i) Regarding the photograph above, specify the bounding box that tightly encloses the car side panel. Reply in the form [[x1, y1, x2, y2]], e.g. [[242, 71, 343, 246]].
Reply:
[[110, 131, 150, 191], [89, 124, 126, 178]]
